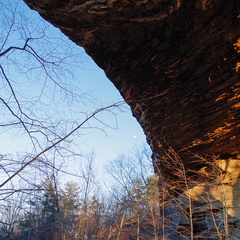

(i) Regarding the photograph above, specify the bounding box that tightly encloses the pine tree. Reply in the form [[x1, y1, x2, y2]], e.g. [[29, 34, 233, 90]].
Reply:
[[59, 181, 81, 239], [39, 177, 60, 240]]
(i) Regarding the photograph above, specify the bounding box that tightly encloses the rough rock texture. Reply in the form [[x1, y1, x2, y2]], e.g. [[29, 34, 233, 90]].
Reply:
[[23, 0, 240, 237], [161, 158, 240, 239], [24, 0, 240, 237]]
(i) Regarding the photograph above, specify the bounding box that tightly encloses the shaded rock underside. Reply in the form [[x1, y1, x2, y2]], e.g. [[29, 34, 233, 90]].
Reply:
[[24, 0, 240, 181]]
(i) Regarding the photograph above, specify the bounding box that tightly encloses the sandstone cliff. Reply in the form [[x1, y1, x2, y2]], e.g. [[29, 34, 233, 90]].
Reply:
[[23, 0, 240, 238], [24, 0, 239, 172]]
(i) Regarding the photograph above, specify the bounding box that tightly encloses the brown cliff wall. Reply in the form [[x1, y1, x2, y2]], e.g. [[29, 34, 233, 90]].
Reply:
[[23, 0, 240, 181]]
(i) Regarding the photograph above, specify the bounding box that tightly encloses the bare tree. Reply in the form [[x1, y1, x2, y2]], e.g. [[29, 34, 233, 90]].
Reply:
[[0, 0, 125, 198], [0, 1, 161, 239], [0, 194, 24, 240], [105, 146, 160, 240]]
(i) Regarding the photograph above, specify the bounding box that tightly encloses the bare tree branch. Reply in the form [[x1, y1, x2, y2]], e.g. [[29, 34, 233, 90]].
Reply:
[[0, 102, 124, 189]]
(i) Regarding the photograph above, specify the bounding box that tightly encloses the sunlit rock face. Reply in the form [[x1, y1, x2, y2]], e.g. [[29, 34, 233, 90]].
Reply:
[[24, 1, 239, 181], [185, 159, 240, 219], [162, 158, 240, 238]]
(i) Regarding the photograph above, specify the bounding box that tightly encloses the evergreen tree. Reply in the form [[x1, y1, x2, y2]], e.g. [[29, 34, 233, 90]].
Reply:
[[36, 177, 60, 240], [59, 181, 81, 239]]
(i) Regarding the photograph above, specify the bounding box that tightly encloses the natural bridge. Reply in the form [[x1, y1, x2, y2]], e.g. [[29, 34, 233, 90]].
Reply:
[[24, 0, 240, 238]]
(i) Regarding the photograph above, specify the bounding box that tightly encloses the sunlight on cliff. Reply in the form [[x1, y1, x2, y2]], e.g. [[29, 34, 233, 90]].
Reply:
[[184, 159, 240, 218], [234, 38, 240, 71]]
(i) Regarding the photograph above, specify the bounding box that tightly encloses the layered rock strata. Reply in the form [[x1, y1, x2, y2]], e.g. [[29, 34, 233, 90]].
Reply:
[[23, 0, 239, 174], [23, 0, 240, 235], [162, 158, 240, 239]]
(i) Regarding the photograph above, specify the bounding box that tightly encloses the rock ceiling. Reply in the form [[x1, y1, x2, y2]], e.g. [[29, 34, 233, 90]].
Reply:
[[24, 0, 240, 181]]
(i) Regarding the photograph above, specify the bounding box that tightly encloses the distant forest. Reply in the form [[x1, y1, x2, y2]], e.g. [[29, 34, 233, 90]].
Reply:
[[0, 149, 160, 240]]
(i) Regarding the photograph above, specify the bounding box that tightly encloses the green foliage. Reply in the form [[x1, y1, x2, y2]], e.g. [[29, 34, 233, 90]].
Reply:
[[9, 174, 160, 240], [13, 178, 82, 240], [60, 181, 81, 214]]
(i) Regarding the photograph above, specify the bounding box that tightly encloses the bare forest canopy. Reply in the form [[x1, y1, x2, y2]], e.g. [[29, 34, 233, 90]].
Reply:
[[23, 0, 240, 181]]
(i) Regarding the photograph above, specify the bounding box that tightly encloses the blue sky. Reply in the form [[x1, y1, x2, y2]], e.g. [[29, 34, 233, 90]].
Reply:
[[0, 0, 151, 185]]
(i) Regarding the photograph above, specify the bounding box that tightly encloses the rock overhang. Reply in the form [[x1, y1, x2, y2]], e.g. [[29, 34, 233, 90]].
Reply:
[[23, 0, 240, 180]]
